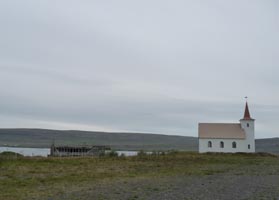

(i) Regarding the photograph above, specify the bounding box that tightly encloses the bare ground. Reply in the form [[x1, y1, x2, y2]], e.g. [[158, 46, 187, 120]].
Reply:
[[51, 174, 279, 200]]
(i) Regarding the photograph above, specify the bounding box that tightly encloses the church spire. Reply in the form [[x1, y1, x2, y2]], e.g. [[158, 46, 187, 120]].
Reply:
[[242, 98, 254, 120]]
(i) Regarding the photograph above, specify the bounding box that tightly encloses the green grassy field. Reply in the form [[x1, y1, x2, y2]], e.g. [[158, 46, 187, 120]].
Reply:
[[1, 152, 279, 200]]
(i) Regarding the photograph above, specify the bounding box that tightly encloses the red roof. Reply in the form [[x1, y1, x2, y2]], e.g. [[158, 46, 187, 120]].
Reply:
[[242, 102, 254, 120]]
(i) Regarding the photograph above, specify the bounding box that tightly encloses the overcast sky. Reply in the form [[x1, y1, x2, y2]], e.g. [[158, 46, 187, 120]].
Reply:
[[0, 1, 278, 138]]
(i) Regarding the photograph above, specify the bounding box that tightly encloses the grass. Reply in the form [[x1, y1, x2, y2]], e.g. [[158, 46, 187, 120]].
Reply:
[[0, 152, 279, 200]]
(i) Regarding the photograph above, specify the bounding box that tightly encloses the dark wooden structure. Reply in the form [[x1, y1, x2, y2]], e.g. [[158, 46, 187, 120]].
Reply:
[[50, 145, 111, 157]]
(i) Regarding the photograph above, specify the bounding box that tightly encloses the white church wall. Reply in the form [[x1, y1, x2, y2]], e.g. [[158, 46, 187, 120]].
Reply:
[[240, 120, 255, 152], [199, 138, 254, 153]]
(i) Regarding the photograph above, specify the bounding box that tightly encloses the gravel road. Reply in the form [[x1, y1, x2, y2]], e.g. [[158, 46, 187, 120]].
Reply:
[[54, 174, 279, 200]]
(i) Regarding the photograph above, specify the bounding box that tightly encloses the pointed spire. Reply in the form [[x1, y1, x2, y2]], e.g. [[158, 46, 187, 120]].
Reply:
[[243, 102, 251, 119], [242, 99, 254, 120]]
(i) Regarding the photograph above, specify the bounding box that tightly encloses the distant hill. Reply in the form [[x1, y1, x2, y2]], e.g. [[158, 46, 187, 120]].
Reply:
[[255, 138, 279, 153], [0, 129, 278, 153], [0, 129, 198, 151]]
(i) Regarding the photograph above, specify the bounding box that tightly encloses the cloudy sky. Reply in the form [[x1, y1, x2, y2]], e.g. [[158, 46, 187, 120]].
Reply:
[[0, 1, 278, 138]]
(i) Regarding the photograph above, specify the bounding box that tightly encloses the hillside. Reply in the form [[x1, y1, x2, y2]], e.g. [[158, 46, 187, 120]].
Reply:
[[0, 129, 198, 151], [0, 129, 278, 153], [255, 138, 279, 153]]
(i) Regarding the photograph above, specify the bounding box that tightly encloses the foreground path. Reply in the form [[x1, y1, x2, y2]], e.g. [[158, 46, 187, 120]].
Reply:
[[55, 174, 279, 200]]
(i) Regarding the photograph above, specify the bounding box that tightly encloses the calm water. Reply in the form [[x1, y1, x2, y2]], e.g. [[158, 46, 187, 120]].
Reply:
[[0, 147, 138, 157], [0, 147, 50, 157]]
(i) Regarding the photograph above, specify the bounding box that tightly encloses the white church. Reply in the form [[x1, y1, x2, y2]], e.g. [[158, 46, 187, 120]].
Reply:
[[198, 101, 255, 153]]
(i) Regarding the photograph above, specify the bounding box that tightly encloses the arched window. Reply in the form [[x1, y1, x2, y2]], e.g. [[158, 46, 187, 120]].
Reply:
[[220, 141, 224, 148], [247, 123, 249, 127], [232, 142, 237, 148], [208, 141, 212, 148], [248, 144, 250, 149]]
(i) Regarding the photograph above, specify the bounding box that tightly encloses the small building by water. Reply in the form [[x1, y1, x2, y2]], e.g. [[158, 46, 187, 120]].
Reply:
[[50, 144, 111, 157]]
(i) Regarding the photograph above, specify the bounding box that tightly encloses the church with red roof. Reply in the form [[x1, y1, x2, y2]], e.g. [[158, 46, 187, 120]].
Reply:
[[198, 101, 255, 153]]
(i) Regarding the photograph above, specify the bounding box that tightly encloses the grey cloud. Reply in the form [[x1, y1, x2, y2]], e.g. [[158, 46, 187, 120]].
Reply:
[[0, 0, 278, 138]]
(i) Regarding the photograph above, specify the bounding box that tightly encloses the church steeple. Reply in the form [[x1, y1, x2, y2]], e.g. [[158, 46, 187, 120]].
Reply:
[[241, 99, 254, 121], [239, 98, 255, 152]]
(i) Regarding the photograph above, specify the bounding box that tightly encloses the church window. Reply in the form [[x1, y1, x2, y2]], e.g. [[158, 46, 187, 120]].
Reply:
[[220, 141, 224, 148], [248, 144, 250, 149], [247, 123, 249, 127], [208, 141, 212, 148], [232, 142, 237, 148]]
